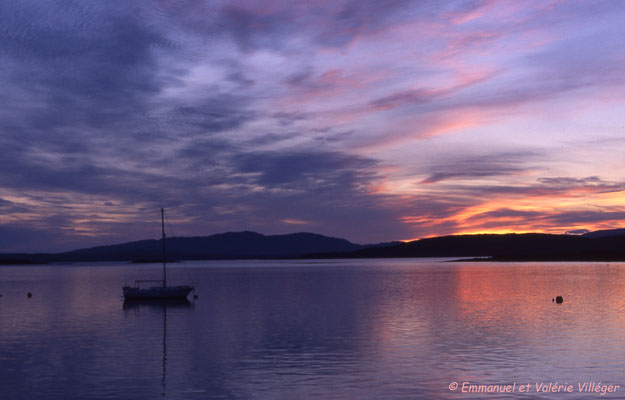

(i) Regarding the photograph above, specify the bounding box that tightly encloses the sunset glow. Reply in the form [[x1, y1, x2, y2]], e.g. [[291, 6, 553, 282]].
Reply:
[[2, 0, 625, 251]]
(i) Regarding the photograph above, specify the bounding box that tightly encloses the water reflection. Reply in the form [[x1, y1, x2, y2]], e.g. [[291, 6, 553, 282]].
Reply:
[[122, 298, 193, 398], [1, 261, 625, 399], [122, 298, 193, 311]]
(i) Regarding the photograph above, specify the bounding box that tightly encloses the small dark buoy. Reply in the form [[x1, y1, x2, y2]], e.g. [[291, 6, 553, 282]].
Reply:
[[552, 298, 554, 302], [27, 292, 32, 298], [193, 294, 198, 299], [555, 295, 563, 304]]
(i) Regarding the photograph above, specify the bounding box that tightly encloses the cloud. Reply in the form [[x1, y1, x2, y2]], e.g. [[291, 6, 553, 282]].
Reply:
[[546, 210, 625, 226], [281, 219, 308, 225], [0, 3, 167, 114], [536, 177, 623, 193], [461, 208, 625, 234], [419, 151, 538, 184], [457, 176, 625, 198], [220, 4, 292, 52], [395, 173, 625, 238], [2, 1, 625, 251], [370, 89, 443, 111], [232, 150, 377, 189], [565, 229, 590, 235], [166, 94, 255, 134], [0, 198, 31, 214]]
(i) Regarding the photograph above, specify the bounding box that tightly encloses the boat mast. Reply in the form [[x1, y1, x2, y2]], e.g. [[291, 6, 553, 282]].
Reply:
[[161, 207, 167, 288]]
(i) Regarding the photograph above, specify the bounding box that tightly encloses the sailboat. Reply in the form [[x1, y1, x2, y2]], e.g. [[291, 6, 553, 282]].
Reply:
[[123, 208, 194, 300]]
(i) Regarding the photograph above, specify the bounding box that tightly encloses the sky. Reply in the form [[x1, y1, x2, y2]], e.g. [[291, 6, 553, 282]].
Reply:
[[2, 0, 625, 252]]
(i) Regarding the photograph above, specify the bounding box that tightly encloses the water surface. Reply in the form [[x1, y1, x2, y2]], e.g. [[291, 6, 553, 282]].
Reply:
[[1, 259, 625, 399]]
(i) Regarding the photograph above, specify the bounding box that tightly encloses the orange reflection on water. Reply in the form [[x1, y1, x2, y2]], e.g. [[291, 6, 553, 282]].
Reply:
[[362, 261, 625, 344]]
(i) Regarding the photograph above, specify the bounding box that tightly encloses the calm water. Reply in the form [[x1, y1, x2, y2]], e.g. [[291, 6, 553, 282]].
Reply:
[[1, 259, 625, 399]]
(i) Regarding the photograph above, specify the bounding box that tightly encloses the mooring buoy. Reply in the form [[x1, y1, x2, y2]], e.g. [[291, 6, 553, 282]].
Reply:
[[27, 292, 32, 298], [555, 295, 563, 304]]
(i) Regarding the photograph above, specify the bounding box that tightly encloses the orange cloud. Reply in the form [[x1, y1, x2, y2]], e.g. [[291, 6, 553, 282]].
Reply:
[[281, 218, 309, 225], [394, 178, 625, 241]]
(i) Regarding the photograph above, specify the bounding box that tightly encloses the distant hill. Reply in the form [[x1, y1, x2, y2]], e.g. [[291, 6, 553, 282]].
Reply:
[[0, 231, 398, 263], [308, 233, 625, 261], [3, 229, 625, 264], [582, 228, 625, 239]]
